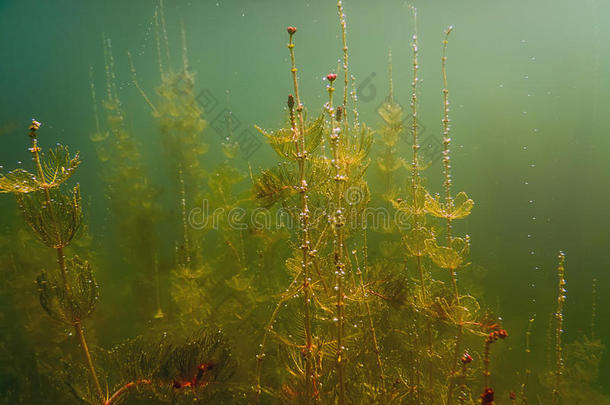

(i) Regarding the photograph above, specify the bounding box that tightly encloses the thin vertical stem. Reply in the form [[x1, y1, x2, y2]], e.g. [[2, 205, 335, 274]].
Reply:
[[254, 271, 304, 402], [180, 22, 189, 72], [591, 278, 597, 339], [337, 1, 349, 117], [153, 6, 165, 78], [353, 247, 385, 391], [28, 123, 103, 400], [327, 76, 346, 405], [178, 167, 191, 269], [159, 0, 171, 70], [388, 49, 394, 104], [483, 339, 492, 389], [409, 8, 427, 304], [520, 317, 535, 403], [441, 26, 454, 249], [288, 28, 314, 404], [89, 66, 101, 135], [154, 254, 164, 319], [127, 52, 158, 114], [441, 26, 463, 405], [552, 252, 566, 405]]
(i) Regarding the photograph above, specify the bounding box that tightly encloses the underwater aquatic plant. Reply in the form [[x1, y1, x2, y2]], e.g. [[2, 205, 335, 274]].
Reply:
[[375, 50, 407, 207], [253, 24, 323, 404], [3, 2, 610, 404], [552, 252, 566, 405], [90, 35, 162, 321], [100, 330, 236, 404], [252, 2, 376, 401], [0, 120, 104, 401]]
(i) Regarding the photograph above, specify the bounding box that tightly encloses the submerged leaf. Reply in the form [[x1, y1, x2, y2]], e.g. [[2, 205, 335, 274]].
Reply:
[[391, 185, 427, 218], [403, 226, 434, 257], [37, 256, 99, 325], [377, 154, 404, 173], [221, 141, 240, 159], [425, 191, 474, 220], [0, 145, 79, 194], [425, 237, 469, 270], [256, 115, 324, 161], [253, 164, 296, 208], [17, 185, 82, 248], [0, 168, 40, 194], [41, 145, 81, 188], [377, 101, 404, 147]]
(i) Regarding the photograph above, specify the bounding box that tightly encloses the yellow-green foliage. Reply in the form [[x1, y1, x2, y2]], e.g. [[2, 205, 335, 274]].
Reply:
[[90, 37, 161, 320], [1, 3, 608, 405]]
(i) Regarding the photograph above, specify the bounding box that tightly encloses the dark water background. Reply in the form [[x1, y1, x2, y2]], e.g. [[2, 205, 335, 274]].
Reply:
[[1, 0, 609, 397]]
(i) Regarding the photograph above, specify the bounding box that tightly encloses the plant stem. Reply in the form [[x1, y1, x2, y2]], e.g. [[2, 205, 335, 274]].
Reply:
[[440, 26, 462, 405], [327, 75, 346, 405], [287, 29, 315, 404], [408, 9, 428, 306], [519, 317, 534, 404], [353, 246, 385, 391], [483, 338, 492, 389], [29, 130, 104, 401], [552, 252, 566, 405], [104, 379, 152, 405], [254, 271, 303, 401]]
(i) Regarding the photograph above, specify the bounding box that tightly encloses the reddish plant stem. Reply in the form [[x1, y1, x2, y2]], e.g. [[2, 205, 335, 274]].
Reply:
[[104, 379, 152, 405]]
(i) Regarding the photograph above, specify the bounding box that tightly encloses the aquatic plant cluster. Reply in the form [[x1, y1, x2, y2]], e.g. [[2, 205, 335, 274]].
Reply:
[[0, 1, 607, 404]]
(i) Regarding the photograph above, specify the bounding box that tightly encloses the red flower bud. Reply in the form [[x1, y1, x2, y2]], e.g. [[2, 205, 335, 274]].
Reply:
[[498, 329, 508, 339], [461, 352, 473, 364], [480, 388, 494, 405], [287, 26, 297, 35], [287, 94, 295, 110], [326, 73, 337, 82]]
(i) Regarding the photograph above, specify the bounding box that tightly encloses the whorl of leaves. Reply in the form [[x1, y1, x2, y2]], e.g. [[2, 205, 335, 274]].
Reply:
[[343, 123, 373, 169], [40, 146, 81, 188], [0, 145, 80, 194], [102, 330, 236, 403], [37, 256, 99, 325], [16, 185, 82, 248], [253, 158, 332, 209], [255, 115, 324, 161]]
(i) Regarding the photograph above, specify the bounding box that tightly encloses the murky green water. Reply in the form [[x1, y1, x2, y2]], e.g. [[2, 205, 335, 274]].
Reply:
[[0, 0, 608, 403]]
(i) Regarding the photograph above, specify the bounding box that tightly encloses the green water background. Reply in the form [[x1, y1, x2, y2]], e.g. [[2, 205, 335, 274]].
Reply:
[[1, 0, 609, 395]]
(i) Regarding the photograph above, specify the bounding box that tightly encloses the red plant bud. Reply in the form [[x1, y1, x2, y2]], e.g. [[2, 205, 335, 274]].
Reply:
[[287, 26, 297, 35], [460, 352, 473, 364], [509, 391, 516, 400], [498, 329, 508, 339], [287, 94, 295, 110], [480, 388, 494, 405], [326, 73, 337, 82]]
